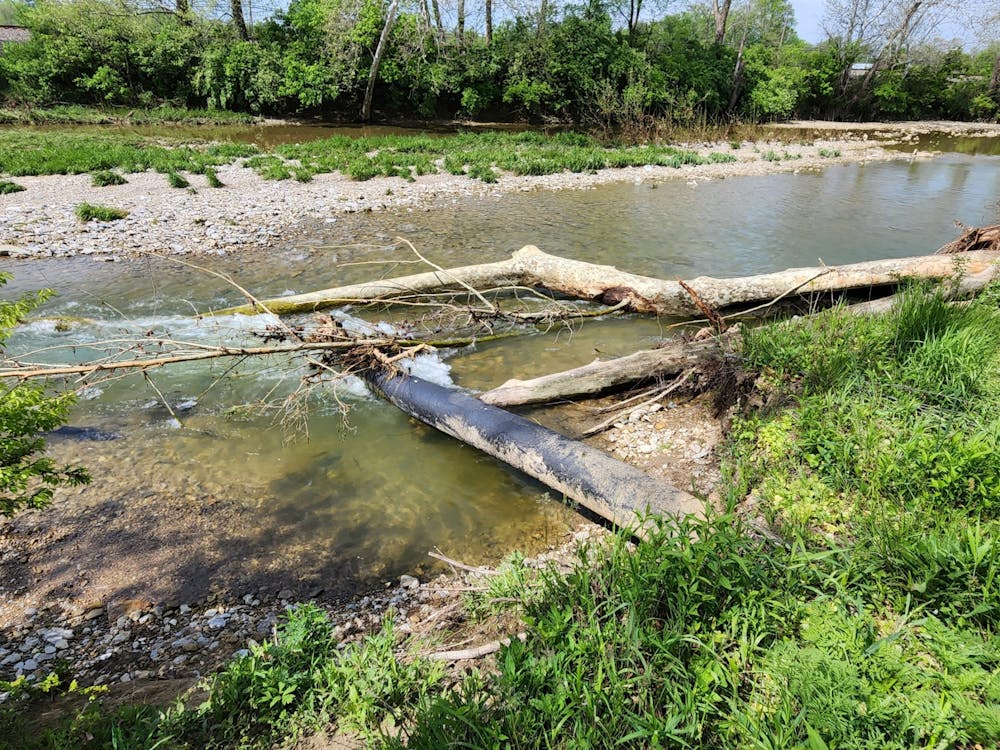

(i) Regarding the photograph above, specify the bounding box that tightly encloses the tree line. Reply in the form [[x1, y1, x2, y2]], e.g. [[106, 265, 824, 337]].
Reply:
[[0, 0, 998, 125]]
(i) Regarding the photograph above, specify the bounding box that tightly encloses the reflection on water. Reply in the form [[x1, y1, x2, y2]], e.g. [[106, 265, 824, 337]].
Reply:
[[5, 153, 999, 593]]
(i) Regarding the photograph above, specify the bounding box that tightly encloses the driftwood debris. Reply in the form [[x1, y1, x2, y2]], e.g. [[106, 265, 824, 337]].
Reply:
[[220, 245, 1000, 318], [364, 367, 704, 530], [480, 336, 730, 408]]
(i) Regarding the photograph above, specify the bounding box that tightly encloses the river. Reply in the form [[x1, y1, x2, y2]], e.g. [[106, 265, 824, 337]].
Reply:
[[4, 143, 999, 602]]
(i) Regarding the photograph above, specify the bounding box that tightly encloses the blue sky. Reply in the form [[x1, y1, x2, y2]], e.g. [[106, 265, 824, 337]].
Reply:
[[788, 0, 979, 47], [790, 0, 826, 43]]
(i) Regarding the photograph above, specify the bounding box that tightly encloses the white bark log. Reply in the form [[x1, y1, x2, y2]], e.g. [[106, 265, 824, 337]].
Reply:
[[480, 336, 728, 408], [216, 246, 1000, 319]]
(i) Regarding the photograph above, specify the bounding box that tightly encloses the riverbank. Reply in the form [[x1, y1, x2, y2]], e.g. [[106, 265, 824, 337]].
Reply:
[[5, 279, 999, 746], [0, 124, 945, 261]]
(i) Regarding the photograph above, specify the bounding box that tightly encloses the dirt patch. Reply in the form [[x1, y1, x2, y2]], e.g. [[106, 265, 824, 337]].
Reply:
[[599, 393, 723, 502]]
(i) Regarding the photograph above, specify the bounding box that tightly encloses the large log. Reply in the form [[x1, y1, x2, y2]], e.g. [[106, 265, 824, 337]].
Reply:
[[480, 336, 728, 407], [364, 368, 704, 530], [218, 246, 1000, 318], [480, 263, 1000, 408]]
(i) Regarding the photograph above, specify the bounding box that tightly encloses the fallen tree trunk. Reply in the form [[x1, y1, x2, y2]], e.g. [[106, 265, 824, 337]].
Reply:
[[480, 336, 729, 408], [219, 245, 1000, 318], [364, 368, 704, 530], [481, 262, 1000, 408]]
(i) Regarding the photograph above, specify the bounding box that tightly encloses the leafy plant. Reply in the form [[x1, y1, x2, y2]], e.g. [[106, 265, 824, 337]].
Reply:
[[0, 275, 89, 517], [74, 203, 128, 221], [204, 166, 224, 187], [166, 171, 190, 188], [90, 170, 127, 186], [0, 180, 25, 194]]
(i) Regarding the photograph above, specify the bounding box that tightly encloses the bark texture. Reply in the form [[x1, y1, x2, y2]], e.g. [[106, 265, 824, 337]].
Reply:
[[364, 368, 704, 529], [219, 245, 1000, 318], [480, 337, 728, 408]]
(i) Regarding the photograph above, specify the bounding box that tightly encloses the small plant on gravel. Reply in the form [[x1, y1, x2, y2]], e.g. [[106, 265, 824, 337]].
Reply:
[[0, 180, 25, 194], [204, 167, 224, 187], [75, 203, 128, 222], [818, 148, 841, 158], [166, 171, 190, 188], [90, 170, 127, 187]]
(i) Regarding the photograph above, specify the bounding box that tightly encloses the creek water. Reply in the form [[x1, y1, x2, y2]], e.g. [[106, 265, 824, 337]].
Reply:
[[4, 147, 999, 597]]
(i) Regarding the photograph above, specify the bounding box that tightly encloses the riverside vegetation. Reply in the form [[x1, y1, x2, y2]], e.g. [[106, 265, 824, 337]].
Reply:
[[0, 129, 735, 185], [0, 0, 997, 127], [2, 283, 997, 748]]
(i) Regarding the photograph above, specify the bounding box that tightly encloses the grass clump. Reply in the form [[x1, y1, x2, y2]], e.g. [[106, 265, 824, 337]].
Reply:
[[734, 283, 1000, 528], [0, 180, 26, 194], [394, 514, 1000, 749], [2, 605, 444, 749], [203, 167, 224, 188], [89, 170, 127, 187], [0, 131, 258, 177], [166, 171, 190, 188], [74, 203, 128, 222]]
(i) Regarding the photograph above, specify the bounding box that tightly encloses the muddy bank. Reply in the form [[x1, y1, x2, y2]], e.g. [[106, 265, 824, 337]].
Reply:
[[0, 134, 912, 261]]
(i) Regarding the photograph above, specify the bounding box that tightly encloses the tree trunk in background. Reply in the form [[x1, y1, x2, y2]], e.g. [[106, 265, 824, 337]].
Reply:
[[362, 0, 400, 122], [231, 0, 250, 40], [712, 0, 732, 44], [486, 0, 493, 43], [457, 0, 465, 41], [176, 0, 189, 16], [431, 0, 443, 35]]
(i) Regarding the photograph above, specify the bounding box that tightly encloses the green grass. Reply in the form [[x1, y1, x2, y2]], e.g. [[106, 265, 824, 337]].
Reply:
[[0, 129, 739, 185], [204, 167, 224, 188], [1, 605, 444, 749], [74, 203, 128, 222], [166, 171, 190, 189], [89, 170, 127, 187], [0, 180, 25, 194], [0, 131, 259, 177], [0, 105, 259, 126]]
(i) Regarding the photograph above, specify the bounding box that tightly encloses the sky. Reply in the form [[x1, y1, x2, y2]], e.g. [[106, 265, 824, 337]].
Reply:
[[790, 0, 826, 43], [788, 0, 980, 48]]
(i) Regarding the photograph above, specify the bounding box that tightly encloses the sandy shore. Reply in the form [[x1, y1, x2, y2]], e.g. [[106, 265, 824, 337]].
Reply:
[[0, 130, 926, 261]]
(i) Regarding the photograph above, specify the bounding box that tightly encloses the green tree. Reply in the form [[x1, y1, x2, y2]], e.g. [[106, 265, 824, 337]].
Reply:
[[0, 275, 89, 517]]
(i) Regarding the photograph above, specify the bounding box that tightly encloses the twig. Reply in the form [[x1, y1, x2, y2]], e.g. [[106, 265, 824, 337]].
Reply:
[[426, 632, 527, 662], [146, 252, 303, 342], [397, 237, 497, 313], [429, 548, 500, 577], [677, 279, 724, 333], [143, 372, 183, 428], [582, 367, 696, 437]]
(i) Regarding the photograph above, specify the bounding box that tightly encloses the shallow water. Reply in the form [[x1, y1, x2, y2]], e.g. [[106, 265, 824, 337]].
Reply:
[[4, 152, 999, 595]]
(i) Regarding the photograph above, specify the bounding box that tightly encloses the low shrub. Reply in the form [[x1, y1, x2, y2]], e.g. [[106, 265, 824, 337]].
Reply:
[[90, 170, 127, 187], [74, 203, 128, 221]]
